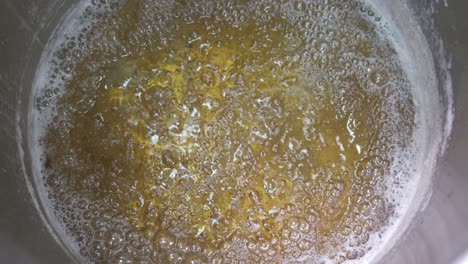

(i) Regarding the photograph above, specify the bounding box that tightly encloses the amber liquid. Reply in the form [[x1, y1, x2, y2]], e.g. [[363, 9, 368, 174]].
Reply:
[[38, 0, 415, 263]]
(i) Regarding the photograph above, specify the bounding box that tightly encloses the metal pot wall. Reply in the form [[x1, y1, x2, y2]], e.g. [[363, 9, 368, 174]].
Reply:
[[0, 0, 466, 263]]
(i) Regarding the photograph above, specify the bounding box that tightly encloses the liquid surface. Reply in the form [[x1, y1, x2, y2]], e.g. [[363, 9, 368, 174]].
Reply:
[[35, 0, 415, 263]]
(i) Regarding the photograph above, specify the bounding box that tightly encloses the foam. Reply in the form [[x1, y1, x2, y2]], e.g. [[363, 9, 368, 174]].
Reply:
[[29, 1, 114, 262], [28, 0, 451, 263], [348, 0, 452, 263]]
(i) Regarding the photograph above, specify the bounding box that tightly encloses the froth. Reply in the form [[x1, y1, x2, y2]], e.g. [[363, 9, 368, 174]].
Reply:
[[29, 0, 448, 263], [352, 0, 450, 263]]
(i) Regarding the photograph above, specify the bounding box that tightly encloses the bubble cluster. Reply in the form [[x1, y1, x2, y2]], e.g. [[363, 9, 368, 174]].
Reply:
[[35, 0, 416, 263]]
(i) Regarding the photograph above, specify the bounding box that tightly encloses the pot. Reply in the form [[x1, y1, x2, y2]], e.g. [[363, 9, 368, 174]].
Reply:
[[0, 0, 466, 263]]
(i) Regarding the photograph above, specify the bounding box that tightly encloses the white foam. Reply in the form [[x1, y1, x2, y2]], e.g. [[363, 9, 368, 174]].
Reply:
[[28, 1, 114, 262], [347, 0, 452, 263]]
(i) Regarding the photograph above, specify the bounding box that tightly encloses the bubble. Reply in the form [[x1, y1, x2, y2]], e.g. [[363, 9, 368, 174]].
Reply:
[[294, 1, 306, 11], [177, 239, 191, 253], [298, 218, 310, 234], [370, 69, 389, 87], [359, 232, 370, 244], [154, 231, 176, 250], [258, 241, 270, 252], [166, 251, 184, 263], [297, 239, 312, 251], [364, 218, 377, 232], [315, 40, 331, 54], [226, 250, 236, 258], [345, 250, 358, 260], [247, 241, 257, 252], [339, 225, 352, 236]]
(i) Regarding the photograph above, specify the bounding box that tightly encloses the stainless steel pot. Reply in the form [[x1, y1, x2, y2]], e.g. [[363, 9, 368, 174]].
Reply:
[[0, 0, 466, 263]]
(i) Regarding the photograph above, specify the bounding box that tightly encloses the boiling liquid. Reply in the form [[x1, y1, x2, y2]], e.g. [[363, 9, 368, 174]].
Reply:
[[36, 0, 415, 263]]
